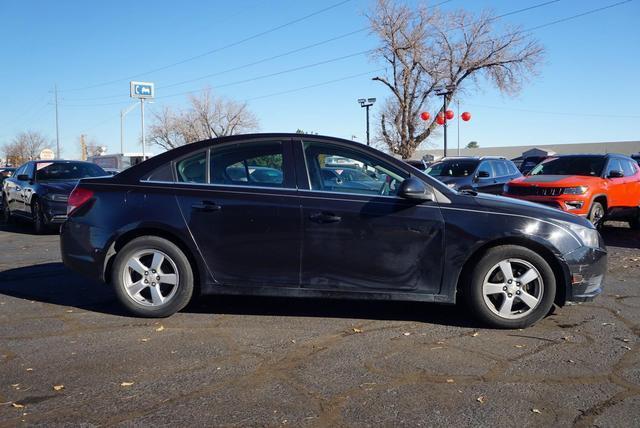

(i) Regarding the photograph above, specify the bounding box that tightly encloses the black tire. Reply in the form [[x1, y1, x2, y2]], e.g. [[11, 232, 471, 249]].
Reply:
[[464, 245, 556, 329], [1, 196, 12, 224], [629, 208, 640, 230], [111, 236, 194, 318], [588, 201, 605, 229], [31, 198, 47, 234]]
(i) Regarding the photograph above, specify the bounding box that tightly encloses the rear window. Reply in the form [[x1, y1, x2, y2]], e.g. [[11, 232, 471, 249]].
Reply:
[[426, 160, 478, 177]]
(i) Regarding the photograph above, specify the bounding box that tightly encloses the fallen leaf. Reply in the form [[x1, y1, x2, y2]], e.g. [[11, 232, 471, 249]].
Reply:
[[568, 359, 575, 363], [11, 383, 19, 387], [290, 339, 296, 344], [430, 346, 443, 350], [65, 310, 73, 313], [532, 408, 541, 414], [352, 328, 363, 333], [120, 381, 134, 387], [446, 379, 455, 383], [155, 326, 165, 332], [476, 395, 486, 404], [472, 332, 479, 337], [25, 368, 33, 372], [12, 403, 24, 409], [436, 341, 445, 345], [514, 345, 525, 349], [53, 385, 64, 391], [601, 322, 614, 326], [621, 338, 630, 343], [403, 332, 411, 336], [140, 338, 149, 342], [622, 346, 632, 350], [562, 336, 571, 341]]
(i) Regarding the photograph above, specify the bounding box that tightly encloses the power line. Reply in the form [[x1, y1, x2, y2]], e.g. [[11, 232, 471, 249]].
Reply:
[[60, 0, 355, 92], [469, 103, 640, 119]]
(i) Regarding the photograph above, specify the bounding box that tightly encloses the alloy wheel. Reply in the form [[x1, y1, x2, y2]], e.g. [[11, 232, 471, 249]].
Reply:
[[122, 249, 180, 307], [482, 258, 544, 320]]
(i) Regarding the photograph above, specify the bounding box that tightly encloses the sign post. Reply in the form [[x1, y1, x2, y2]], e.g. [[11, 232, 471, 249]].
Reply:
[[129, 81, 155, 160]]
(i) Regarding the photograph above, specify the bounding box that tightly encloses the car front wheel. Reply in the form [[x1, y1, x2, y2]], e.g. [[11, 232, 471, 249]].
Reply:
[[1, 197, 11, 224], [111, 236, 194, 317], [464, 245, 556, 329], [32, 199, 48, 234], [588, 201, 605, 229]]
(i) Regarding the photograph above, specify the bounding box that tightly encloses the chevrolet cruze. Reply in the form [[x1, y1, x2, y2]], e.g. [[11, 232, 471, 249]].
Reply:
[[60, 134, 606, 328]]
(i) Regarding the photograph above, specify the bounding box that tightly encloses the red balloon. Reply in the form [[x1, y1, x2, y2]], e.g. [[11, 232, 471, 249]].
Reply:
[[436, 115, 445, 125], [420, 112, 430, 121], [445, 110, 455, 120], [461, 111, 472, 122]]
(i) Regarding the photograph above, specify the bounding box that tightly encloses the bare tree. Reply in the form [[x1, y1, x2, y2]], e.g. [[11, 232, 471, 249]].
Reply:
[[148, 89, 260, 150], [368, 0, 544, 158], [3, 131, 50, 164]]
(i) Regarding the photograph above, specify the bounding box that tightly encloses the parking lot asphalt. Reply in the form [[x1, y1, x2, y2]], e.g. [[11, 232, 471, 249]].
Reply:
[[0, 221, 639, 427]]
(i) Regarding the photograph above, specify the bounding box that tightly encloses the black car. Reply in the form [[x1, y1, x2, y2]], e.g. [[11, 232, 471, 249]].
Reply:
[[404, 159, 428, 171], [426, 156, 522, 194], [2, 160, 107, 232], [632, 153, 640, 166], [60, 134, 606, 328], [0, 167, 16, 207], [520, 155, 548, 175]]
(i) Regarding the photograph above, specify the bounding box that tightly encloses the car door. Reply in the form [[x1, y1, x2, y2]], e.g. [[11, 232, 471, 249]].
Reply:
[[14, 162, 34, 216], [603, 158, 626, 209], [173, 139, 301, 287], [296, 139, 445, 294], [3, 165, 22, 211], [621, 159, 640, 209], [473, 161, 497, 193]]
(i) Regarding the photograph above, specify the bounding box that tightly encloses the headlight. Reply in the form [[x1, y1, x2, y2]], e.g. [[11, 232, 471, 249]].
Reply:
[[44, 193, 69, 202], [558, 220, 599, 248], [563, 186, 588, 195]]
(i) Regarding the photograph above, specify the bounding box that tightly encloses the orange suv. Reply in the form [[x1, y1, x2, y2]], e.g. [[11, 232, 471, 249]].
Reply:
[[504, 154, 640, 228]]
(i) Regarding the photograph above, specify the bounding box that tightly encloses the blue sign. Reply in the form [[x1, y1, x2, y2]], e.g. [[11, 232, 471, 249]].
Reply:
[[130, 81, 154, 99]]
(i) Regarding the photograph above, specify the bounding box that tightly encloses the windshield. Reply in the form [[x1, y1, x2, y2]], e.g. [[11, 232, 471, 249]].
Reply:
[[530, 157, 605, 177], [35, 162, 107, 181], [426, 160, 478, 177]]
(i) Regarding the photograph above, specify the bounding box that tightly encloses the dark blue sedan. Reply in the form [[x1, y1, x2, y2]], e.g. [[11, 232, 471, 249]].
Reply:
[[2, 160, 106, 233]]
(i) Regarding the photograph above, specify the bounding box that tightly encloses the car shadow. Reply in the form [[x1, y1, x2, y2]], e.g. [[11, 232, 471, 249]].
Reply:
[[0, 262, 480, 327], [600, 222, 640, 250], [0, 220, 59, 235]]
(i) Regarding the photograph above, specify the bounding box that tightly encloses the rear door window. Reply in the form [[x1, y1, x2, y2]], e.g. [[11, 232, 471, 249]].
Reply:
[[477, 161, 494, 178], [621, 159, 637, 177], [176, 152, 207, 183], [210, 141, 287, 188], [493, 161, 509, 177]]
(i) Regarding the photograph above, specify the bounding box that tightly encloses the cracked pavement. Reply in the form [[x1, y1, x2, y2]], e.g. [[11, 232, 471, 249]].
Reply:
[[0, 221, 639, 426]]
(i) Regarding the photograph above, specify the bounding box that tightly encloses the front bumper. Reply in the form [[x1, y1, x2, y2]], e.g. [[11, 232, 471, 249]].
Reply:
[[563, 245, 607, 302], [504, 193, 589, 215]]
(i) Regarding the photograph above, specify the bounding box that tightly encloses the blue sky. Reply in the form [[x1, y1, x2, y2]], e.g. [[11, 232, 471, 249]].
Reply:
[[1, 0, 639, 158]]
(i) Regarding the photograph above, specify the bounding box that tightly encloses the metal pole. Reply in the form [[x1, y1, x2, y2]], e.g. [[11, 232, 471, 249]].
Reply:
[[365, 105, 370, 146], [141, 99, 146, 159], [120, 110, 124, 154], [443, 95, 448, 158], [54, 84, 60, 159], [457, 100, 460, 156]]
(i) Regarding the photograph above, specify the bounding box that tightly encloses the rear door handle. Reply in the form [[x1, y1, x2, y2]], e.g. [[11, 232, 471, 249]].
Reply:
[[192, 201, 221, 212], [309, 211, 342, 224]]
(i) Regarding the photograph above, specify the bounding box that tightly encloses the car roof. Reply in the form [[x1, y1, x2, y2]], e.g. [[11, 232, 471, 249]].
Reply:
[[437, 156, 506, 161]]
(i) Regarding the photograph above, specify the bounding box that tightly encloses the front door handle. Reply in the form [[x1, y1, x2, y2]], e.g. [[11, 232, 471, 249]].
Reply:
[[192, 201, 221, 212], [309, 211, 342, 224]]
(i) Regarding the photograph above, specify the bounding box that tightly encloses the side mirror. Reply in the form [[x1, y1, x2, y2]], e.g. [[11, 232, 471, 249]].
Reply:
[[398, 177, 434, 201], [607, 170, 624, 179], [17, 174, 29, 181], [477, 170, 490, 178]]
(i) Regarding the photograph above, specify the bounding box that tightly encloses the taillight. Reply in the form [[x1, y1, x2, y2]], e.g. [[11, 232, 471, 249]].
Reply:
[[67, 186, 94, 215]]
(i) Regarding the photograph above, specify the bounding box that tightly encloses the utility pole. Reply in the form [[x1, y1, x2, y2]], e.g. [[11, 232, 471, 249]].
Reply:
[[457, 99, 460, 156], [357, 98, 376, 146], [436, 85, 455, 158], [141, 99, 146, 159], [79, 134, 87, 160], [54, 84, 60, 159]]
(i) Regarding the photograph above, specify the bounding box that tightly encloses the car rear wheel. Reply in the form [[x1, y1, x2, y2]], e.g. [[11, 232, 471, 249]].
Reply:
[[464, 245, 556, 329], [111, 236, 194, 317], [629, 208, 640, 230], [588, 201, 605, 229]]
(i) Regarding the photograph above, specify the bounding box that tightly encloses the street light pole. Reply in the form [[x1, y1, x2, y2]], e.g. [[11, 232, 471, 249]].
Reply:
[[457, 99, 460, 156], [54, 84, 60, 159], [358, 98, 376, 146], [141, 99, 146, 159], [120, 102, 138, 154]]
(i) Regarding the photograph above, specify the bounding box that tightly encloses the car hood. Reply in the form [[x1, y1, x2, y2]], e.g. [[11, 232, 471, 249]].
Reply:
[[471, 192, 593, 228], [39, 181, 78, 194], [509, 175, 602, 186]]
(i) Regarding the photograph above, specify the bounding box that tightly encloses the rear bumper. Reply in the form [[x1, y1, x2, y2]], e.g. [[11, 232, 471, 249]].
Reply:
[[60, 220, 110, 283], [563, 246, 607, 302], [42, 199, 68, 224]]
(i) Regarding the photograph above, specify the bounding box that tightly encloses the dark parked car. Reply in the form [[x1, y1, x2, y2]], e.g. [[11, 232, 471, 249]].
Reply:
[[0, 167, 16, 207], [632, 153, 640, 166], [404, 159, 428, 171], [321, 167, 382, 194], [426, 156, 522, 194], [2, 160, 107, 232], [519, 155, 549, 175], [60, 134, 606, 328]]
